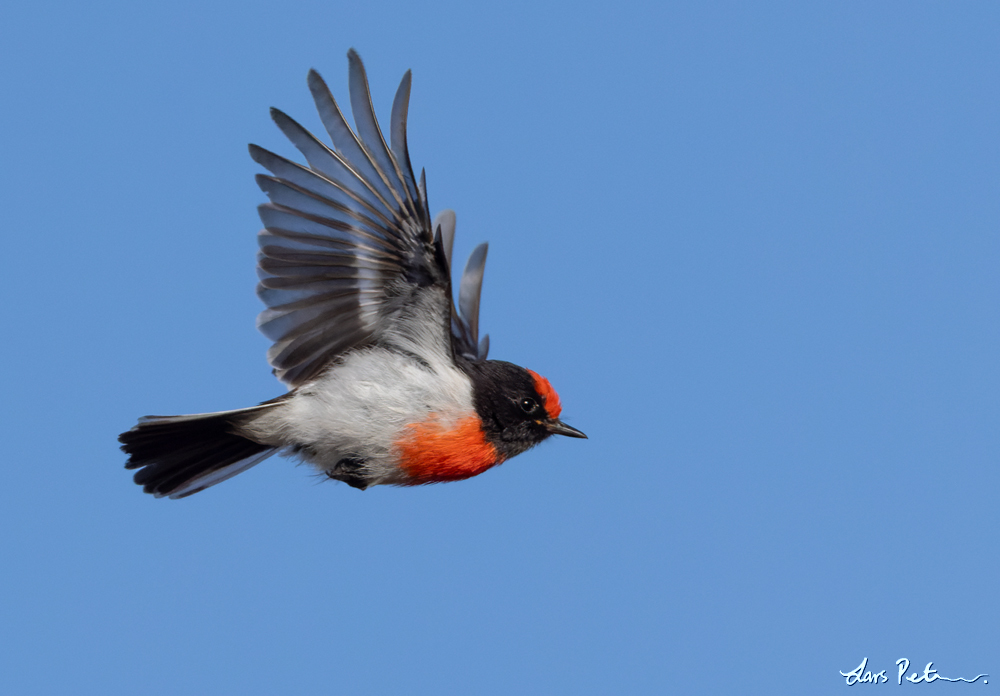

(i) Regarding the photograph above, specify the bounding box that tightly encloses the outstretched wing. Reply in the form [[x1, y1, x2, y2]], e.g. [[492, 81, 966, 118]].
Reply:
[[251, 50, 489, 387], [432, 210, 490, 362]]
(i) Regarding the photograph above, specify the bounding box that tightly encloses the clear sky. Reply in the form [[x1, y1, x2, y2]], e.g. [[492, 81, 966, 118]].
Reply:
[[3, 1, 998, 693]]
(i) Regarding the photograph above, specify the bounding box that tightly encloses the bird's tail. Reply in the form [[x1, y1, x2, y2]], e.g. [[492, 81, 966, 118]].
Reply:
[[119, 402, 282, 499]]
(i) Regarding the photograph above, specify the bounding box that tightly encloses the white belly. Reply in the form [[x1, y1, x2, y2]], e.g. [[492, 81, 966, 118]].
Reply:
[[254, 345, 475, 484]]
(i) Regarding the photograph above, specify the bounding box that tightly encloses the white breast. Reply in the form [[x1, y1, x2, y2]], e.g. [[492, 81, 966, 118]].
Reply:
[[246, 287, 476, 484]]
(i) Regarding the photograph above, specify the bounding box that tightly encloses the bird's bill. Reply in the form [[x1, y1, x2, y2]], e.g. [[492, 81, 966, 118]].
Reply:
[[545, 419, 587, 439]]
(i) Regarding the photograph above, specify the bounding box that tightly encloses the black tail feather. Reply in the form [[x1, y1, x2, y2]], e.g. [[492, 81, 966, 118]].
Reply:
[[120, 407, 277, 499]]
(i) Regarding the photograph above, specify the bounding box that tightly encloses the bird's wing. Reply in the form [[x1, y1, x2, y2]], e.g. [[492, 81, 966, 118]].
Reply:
[[251, 50, 489, 387], [433, 210, 490, 362]]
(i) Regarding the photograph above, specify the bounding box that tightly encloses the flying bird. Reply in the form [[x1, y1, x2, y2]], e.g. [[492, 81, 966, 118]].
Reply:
[[119, 50, 586, 499]]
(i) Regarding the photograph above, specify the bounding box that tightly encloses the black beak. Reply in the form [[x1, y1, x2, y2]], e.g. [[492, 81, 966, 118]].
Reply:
[[545, 419, 588, 439]]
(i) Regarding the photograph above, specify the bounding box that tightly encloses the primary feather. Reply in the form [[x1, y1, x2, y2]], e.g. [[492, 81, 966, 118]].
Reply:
[[250, 51, 492, 388]]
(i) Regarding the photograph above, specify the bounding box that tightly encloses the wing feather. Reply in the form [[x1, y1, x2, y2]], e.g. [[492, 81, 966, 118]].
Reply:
[[306, 70, 408, 222], [258, 229, 404, 263], [255, 175, 391, 242], [268, 109, 396, 221], [458, 243, 488, 348], [450, 242, 489, 360], [434, 209, 456, 270], [250, 147, 396, 228], [252, 51, 493, 386], [257, 204, 403, 254], [346, 49, 419, 219], [390, 70, 419, 202]]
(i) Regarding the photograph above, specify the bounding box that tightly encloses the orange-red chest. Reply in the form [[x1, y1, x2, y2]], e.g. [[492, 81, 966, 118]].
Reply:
[[395, 415, 501, 484]]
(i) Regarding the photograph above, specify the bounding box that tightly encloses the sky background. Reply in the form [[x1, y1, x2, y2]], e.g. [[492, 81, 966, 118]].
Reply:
[[2, 1, 999, 693]]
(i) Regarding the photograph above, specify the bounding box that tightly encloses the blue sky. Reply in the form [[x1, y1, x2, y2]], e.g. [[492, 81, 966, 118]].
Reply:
[[3, 1, 999, 693]]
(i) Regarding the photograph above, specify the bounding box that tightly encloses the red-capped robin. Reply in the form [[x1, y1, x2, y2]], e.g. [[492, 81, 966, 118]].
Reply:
[[119, 50, 586, 499]]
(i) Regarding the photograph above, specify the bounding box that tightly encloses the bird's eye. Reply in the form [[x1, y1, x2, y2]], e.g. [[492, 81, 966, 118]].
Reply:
[[519, 397, 538, 413]]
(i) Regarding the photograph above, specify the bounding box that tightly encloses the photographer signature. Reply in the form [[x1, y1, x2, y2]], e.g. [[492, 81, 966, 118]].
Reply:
[[840, 657, 988, 685]]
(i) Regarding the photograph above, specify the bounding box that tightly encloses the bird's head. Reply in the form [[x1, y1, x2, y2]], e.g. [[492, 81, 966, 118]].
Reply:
[[468, 360, 586, 460]]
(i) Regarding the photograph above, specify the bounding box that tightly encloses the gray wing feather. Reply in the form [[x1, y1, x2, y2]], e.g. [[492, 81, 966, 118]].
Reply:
[[250, 145, 395, 231], [346, 50, 418, 218], [255, 175, 397, 249], [258, 229, 403, 264], [434, 209, 456, 270], [267, 109, 395, 221], [431, 210, 489, 361], [454, 242, 489, 360], [256, 204, 401, 257], [417, 168, 431, 231], [307, 69, 410, 225], [390, 70, 419, 202], [251, 51, 491, 386]]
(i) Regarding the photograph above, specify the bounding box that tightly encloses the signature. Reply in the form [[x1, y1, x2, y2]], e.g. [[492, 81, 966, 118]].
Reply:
[[840, 658, 988, 685]]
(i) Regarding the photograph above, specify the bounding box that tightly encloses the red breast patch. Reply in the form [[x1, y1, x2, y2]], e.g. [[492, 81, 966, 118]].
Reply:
[[526, 369, 562, 419], [396, 415, 501, 484]]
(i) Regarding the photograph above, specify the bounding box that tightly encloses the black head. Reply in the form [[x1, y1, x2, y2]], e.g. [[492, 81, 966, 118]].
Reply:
[[464, 360, 586, 460]]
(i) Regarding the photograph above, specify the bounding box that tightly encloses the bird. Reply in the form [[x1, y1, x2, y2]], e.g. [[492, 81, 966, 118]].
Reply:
[[119, 50, 586, 499]]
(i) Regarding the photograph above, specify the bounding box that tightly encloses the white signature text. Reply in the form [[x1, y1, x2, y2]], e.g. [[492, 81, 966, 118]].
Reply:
[[840, 658, 988, 686]]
